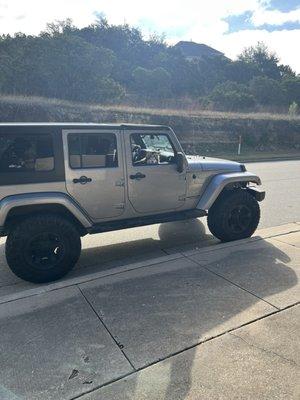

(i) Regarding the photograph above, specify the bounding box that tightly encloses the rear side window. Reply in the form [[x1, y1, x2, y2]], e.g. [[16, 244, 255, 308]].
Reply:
[[0, 134, 54, 172], [68, 133, 118, 169]]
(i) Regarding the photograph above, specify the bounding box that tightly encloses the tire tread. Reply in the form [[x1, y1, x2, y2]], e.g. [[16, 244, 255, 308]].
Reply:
[[5, 214, 81, 283], [207, 189, 260, 242]]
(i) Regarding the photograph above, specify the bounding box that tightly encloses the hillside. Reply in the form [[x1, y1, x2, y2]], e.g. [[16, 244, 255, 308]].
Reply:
[[0, 18, 299, 113], [1, 95, 300, 161]]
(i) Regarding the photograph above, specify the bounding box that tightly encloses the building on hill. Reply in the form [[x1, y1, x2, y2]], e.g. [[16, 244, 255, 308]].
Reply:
[[174, 41, 228, 61]]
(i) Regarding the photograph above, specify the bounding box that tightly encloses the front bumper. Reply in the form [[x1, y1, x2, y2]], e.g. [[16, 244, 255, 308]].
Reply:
[[247, 187, 266, 202]]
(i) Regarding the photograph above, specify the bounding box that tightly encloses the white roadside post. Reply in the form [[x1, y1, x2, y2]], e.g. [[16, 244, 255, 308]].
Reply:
[[238, 135, 242, 155]]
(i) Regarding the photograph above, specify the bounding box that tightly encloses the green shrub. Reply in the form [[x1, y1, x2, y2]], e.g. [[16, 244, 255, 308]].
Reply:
[[132, 67, 171, 99], [209, 81, 255, 111], [250, 76, 286, 106]]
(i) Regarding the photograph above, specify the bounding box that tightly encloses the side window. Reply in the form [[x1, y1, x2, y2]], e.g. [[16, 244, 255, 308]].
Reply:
[[68, 133, 118, 169], [131, 133, 175, 166], [0, 134, 54, 172]]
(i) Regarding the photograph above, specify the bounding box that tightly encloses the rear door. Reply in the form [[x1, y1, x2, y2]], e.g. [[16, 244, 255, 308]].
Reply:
[[63, 129, 125, 220]]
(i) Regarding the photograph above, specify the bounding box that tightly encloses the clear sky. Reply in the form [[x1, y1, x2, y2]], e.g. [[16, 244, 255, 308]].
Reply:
[[1, 0, 300, 72]]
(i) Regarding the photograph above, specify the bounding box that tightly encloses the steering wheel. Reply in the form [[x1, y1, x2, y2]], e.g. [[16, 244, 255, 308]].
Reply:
[[132, 145, 142, 163]]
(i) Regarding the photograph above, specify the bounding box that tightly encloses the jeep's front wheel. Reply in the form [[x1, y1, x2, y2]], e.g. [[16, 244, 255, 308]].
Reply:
[[207, 189, 260, 242], [5, 214, 81, 283]]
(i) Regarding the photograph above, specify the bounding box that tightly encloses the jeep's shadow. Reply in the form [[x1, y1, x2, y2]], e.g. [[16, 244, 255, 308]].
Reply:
[[158, 218, 219, 249], [74, 218, 215, 277], [158, 218, 207, 244], [0, 219, 213, 289]]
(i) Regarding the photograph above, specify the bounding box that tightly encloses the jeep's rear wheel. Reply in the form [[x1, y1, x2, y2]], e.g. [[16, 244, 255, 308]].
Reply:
[[207, 189, 260, 242], [5, 214, 81, 283]]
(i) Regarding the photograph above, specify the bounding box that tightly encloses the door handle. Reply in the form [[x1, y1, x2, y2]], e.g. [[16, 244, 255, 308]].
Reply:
[[73, 176, 92, 184], [130, 172, 146, 180]]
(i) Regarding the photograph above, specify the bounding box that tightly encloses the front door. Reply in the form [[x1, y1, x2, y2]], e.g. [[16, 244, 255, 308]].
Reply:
[[63, 130, 125, 220], [126, 131, 187, 214]]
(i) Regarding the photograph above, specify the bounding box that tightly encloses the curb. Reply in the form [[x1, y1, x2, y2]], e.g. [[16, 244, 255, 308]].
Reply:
[[0, 222, 299, 306], [242, 156, 300, 163]]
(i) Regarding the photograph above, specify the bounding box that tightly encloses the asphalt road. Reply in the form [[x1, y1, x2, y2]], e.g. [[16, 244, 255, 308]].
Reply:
[[248, 160, 300, 228], [0, 160, 300, 287]]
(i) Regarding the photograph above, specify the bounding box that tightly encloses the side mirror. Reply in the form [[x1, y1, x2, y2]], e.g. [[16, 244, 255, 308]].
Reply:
[[176, 152, 185, 173]]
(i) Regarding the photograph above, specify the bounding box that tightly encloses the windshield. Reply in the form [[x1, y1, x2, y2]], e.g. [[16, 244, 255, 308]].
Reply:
[[140, 134, 174, 153]]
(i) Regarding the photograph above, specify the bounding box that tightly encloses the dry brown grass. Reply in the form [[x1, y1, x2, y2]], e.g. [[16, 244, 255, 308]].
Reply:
[[1, 95, 299, 161], [1, 95, 300, 122], [95, 105, 300, 121]]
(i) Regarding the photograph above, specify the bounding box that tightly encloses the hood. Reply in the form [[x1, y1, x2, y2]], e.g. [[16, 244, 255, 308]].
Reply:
[[186, 155, 243, 173]]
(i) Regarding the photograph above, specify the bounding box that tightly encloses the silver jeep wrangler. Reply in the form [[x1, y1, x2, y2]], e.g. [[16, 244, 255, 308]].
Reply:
[[0, 123, 265, 283]]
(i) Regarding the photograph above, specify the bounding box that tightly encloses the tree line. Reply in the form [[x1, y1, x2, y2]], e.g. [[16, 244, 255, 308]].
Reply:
[[0, 17, 299, 112]]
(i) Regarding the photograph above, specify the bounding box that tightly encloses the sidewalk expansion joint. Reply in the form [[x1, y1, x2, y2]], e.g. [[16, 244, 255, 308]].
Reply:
[[272, 237, 300, 249], [264, 228, 300, 240], [229, 332, 299, 367], [72, 302, 299, 400], [70, 369, 137, 400], [183, 254, 281, 311], [76, 285, 136, 372]]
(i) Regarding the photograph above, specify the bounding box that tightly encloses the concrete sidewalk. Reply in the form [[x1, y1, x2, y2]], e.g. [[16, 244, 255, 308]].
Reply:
[[0, 223, 299, 400]]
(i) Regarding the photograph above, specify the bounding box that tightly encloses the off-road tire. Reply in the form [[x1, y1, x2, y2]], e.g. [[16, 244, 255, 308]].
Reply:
[[5, 214, 81, 283], [207, 189, 260, 242]]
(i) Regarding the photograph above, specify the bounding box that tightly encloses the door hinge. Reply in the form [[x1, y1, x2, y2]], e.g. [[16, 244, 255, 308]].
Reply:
[[114, 203, 125, 209], [178, 195, 186, 201], [115, 178, 125, 187]]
